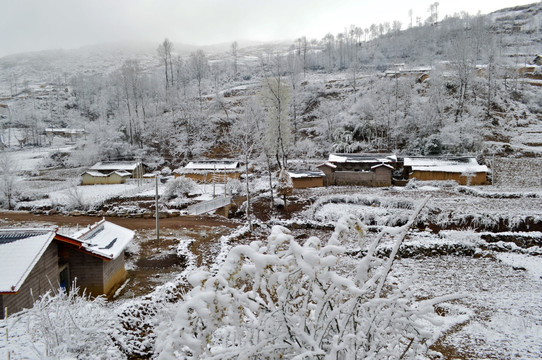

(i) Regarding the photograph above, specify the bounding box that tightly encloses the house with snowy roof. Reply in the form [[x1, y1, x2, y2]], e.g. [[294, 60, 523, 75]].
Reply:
[[287, 170, 325, 189], [0, 219, 134, 318], [174, 160, 241, 183], [89, 161, 147, 178], [403, 156, 488, 185], [81, 170, 131, 185], [317, 153, 396, 187]]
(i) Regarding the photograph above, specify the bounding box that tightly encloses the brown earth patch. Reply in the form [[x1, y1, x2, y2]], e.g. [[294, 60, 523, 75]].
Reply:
[[0, 211, 239, 230]]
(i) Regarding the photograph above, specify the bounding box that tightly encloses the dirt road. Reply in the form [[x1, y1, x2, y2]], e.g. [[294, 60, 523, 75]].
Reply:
[[0, 211, 240, 230]]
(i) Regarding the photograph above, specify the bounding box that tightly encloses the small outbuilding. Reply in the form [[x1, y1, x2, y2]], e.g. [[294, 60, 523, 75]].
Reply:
[[403, 157, 488, 185], [288, 171, 325, 189], [174, 160, 241, 183], [81, 170, 131, 185], [0, 220, 134, 318], [89, 161, 147, 178], [317, 153, 396, 187]]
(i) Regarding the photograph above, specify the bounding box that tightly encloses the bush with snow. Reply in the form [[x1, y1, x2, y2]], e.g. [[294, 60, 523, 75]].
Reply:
[[225, 178, 243, 195], [4, 286, 122, 359], [162, 176, 200, 200], [154, 197, 458, 359]]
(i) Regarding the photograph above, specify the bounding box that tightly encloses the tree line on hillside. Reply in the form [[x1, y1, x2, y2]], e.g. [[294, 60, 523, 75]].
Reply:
[[2, 4, 541, 172]]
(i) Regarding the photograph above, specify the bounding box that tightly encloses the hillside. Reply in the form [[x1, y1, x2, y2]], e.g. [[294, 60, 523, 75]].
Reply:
[[0, 3, 541, 173]]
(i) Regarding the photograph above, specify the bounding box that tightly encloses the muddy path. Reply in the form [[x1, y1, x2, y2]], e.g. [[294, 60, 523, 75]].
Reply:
[[0, 211, 240, 230]]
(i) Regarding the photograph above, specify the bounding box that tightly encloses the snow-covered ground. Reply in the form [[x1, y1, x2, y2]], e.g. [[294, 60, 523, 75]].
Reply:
[[2, 146, 542, 358]]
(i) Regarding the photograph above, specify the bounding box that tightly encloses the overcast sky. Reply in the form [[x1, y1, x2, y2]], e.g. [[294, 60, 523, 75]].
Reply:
[[0, 0, 536, 57]]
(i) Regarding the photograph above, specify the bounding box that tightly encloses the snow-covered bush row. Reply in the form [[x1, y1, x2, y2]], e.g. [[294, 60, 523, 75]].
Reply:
[[154, 199, 464, 359], [404, 179, 459, 190], [457, 185, 540, 199], [425, 211, 542, 233], [304, 193, 415, 216]]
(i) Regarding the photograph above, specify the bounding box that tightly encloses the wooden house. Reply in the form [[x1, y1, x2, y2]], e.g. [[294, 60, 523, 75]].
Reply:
[[174, 160, 241, 183], [0, 220, 134, 318], [89, 161, 147, 178], [288, 171, 325, 189], [81, 170, 131, 185], [403, 157, 488, 185], [317, 153, 396, 187]]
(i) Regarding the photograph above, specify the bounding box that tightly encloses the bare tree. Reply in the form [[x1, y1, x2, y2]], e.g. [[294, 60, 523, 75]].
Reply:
[[231, 41, 239, 79], [449, 31, 476, 119], [428, 2, 440, 25], [261, 56, 291, 170], [157, 38, 174, 90], [296, 36, 309, 78], [0, 152, 18, 210], [232, 97, 264, 229], [189, 50, 209, 111]]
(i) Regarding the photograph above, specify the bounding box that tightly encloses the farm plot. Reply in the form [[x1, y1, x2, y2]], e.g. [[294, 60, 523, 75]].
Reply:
[[291, 184, 542, 359]]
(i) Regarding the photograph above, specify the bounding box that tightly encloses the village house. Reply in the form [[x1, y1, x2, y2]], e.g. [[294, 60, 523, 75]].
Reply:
[[317, 153, 396, 187], [403, 156, 488, 185], [174, 160, 241, 183], [287, 170, 326, 189], [80, 170, 131, 185], [0, 219, 134, 318], [89, 161, 147, 178]]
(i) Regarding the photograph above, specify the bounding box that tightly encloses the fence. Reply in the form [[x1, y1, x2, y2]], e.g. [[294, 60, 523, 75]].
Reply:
[[187, 196, 232, 215]]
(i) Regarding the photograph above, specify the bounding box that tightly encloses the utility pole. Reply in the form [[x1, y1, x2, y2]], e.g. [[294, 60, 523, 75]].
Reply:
[[155, 175, 159, 242]]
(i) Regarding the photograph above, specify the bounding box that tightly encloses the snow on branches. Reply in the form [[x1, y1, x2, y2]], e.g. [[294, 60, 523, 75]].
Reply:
[[155, 196, 457, 359]]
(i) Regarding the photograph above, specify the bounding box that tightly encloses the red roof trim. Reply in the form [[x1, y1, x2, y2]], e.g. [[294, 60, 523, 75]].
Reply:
[[53, 233, 112, 261], [54, 233, 82, 248]]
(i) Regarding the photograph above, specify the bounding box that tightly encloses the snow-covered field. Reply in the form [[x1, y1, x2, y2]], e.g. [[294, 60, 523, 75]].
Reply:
[[2, 147, 542, 358]]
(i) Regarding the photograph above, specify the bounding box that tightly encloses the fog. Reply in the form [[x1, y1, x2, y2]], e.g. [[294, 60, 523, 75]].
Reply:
[[0, 0, 535, 56]]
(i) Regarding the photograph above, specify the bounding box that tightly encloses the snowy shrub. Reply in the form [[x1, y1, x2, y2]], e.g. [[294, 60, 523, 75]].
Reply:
[[160, 166, 172, 176], [155, 197, 457, 359], [64, 181, 88, 211], [424, 134, 443, 155], [42, 151, 70, 168], [163, 177, 200, 200], [5, 286, 122, 359], [225, 178, 243, 195]]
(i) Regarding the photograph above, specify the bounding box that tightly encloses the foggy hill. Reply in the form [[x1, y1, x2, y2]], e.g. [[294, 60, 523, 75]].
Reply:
[[0, 1, 540, 169]]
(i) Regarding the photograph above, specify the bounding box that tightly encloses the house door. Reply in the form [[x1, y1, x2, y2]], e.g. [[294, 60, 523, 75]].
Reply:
[[59, 264, 71, 292]]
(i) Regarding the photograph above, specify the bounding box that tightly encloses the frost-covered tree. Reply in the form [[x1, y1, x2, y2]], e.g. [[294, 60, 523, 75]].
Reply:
[[231, 97, 265, 228], [0, 152, 18, 210], [163, 176, 199, 200], [157, 38, 174, 90], [449, 30, 476, 120], [276, 168, 293, 208], [230, 41, 239, 79], [189, 49, 209, 111], [261, 72, 291, 169]]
